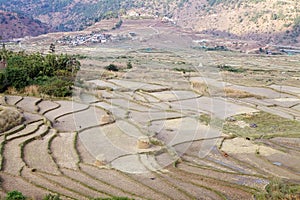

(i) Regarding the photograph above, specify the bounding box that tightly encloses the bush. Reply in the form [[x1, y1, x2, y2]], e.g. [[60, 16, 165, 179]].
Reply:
[[104, 64, 119, 71], [126, 62, 132, 69], [38, 77, 73, 97], [5, 190, 26, 200], [43, 193, 62, 200], [255, 178, 300, 200], [0, 71, 7, 92], [217, 65, 245, 73], [4, 67, 30, 89]]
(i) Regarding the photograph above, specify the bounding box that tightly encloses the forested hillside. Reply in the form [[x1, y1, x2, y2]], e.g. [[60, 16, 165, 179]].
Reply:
[[0, 10, 48, 39], [0, 0, 299, 44]]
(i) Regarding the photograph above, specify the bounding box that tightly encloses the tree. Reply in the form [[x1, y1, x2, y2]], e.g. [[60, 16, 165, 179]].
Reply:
[[4, 67, 29, 89], [49, 43, 55, 53]]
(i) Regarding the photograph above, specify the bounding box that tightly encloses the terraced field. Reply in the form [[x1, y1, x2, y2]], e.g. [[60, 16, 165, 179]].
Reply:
[[1, 19, 300, 199], [1, 64, 300, 199]]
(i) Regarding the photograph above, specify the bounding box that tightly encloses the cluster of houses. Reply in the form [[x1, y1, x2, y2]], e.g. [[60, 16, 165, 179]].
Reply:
[[56, 32, 111, 46]]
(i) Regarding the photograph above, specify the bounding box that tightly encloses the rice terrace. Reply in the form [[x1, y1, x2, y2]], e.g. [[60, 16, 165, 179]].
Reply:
[[1, 4, 300, 200]]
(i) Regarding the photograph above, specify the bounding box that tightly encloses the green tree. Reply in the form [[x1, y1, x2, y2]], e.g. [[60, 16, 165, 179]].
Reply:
[[49, 43, 55, 53], [4, 67, 29, 89], [0, 71, 8, 92]]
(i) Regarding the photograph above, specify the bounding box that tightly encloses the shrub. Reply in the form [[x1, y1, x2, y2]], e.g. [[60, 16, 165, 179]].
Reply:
[[255, 178, 300, 200], [4, 67, 29, 89], [39, 77, 73, 97], [104, 64, 119, 71], [217, 65, 246, 73], [5, 190, 26, 200], [0, 71, 7, 92], [126, 62, 132, 69], [43, 193, 62, 200]]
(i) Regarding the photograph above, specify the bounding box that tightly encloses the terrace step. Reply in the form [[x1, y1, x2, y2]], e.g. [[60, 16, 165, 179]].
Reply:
[[16, 96, 41, 113], [5, 95, 23, 105], [3, 124, 49, 175], [51, 132, 79, 170], [23, 129, 60, 175]]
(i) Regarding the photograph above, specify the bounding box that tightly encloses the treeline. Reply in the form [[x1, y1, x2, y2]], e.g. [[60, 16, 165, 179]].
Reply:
[[0, 49, 80, 97]]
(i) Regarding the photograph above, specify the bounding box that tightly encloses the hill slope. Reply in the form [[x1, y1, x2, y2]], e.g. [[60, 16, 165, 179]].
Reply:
[[0, 0, 299, 44], [0, 10, 49, 40]]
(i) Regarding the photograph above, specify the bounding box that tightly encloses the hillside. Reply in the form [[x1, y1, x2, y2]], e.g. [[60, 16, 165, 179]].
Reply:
[[0, 0, 300, 45], [0, 0, 135, 32], [172, 0, 300, 45], [0, 10, 49, 40]]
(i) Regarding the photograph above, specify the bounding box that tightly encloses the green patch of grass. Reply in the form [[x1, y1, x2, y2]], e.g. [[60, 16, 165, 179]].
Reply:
[[199, 114, 224, 129], [255, 178, 300, 200], [199, 114, 211, 125], [74, 54, 88, 59], [217, 65, 246, 73], [223, 112, 300, 139]]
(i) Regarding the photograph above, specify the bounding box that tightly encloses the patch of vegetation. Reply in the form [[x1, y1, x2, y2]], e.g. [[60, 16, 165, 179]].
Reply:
[[4, 191, 64, 200], [173, 68, 195, 73], [204, 46, 228, 51], [5, 190, 26, 200], [294, 16, 300, 27], [43, 193, 62, 200], [199, 114, 211, 125], [74, 54, 88, 59], [199, 114, 224, 128], [126, 61, 133, 69], [0, 49, 80, 97], [223, 112, 300, 139], [37, 76, 73, 97], [255, 178, 300, 200], [224, 87, 263, 98], [91, 197, 134, 200], [217, 65, 246, 73], [112, 20, 123, 30], [104, 64, 119, 71]]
